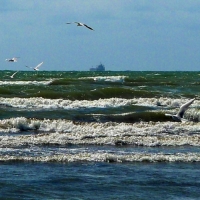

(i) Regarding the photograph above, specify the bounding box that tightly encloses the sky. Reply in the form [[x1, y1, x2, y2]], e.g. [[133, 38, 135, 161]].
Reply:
[[0, 0, 200, 71]]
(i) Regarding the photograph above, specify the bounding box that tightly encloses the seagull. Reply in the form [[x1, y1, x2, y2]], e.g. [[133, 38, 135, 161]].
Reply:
[[9, 71, 19, 78], [5, 57, 19, 62], [66, 22, 94, 31], [165, 98, 195, 122], [26, 62, 43, 71]]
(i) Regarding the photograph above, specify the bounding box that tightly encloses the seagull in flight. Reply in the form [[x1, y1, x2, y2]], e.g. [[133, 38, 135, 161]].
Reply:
[[5, 57, 19, 62], [165, 98, 195, 122], [9, 71, 19, 78], [66, 22, 94, 31], [26, 62, 43, 71]]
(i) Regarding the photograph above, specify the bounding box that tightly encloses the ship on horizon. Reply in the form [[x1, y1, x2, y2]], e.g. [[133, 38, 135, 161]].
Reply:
[[90, 63, 105, 71]]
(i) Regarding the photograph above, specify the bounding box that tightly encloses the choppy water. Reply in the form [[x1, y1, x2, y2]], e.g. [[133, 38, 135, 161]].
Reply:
[[0, 70, 200, 199]]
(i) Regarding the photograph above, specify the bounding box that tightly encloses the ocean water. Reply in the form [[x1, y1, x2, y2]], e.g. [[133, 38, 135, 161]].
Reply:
[[0, 70, 200, 199]]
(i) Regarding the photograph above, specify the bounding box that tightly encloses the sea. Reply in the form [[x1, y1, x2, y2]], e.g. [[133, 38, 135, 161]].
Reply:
[[0, 70, 199, 199]]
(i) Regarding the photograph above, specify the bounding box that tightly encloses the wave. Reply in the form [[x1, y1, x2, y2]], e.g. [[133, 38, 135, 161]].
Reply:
[[0, 116, 200, 163], [91, 87, 160, 98], [0, 97, 199, 122], [79, 75, 127, 82], [49, 76, 126, 86], [0, 80, 53, 86], [0, 117, 200, 146], [1, 97, 198, 109], [43, 86, 161, 99], [0, 152, 200, 163], [0, 97, 135, 109], [0, 97, 199, 123]]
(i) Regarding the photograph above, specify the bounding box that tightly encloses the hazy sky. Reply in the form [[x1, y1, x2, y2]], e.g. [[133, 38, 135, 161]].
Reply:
[[1, 0, 200, 71]]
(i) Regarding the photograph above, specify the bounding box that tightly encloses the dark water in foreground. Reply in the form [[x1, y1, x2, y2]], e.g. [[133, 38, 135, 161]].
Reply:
[[1, 162, 200, 200], [0, 71, 200, 199]]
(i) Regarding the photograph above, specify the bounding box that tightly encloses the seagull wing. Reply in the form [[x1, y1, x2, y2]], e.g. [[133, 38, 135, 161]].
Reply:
[[177, 98, 195, 118], [83, 24, 94, 30], [10, 71, 18, 78], [12, 71, 18, 76], [5, 58, 13, 62], [12, 57, 19, 62], [35, 62, 43, 70]]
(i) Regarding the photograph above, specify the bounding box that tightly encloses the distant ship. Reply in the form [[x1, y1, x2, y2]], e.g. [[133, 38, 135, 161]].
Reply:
[[90, 63, 105, 71]]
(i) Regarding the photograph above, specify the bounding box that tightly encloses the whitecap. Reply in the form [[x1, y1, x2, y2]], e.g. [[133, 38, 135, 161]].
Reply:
[[0, 118, 200, 147], [0, 152, 200, 163], [0, 80, 53, 86], [79, 76, 126, 83], [0, 97, 135, 110], [0, 97, 199, 111]]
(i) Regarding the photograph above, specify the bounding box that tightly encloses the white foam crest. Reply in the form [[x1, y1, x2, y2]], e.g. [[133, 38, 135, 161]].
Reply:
[[135, 97, 199, 108], [0, 80, 53, 86], [0, 118, 200, 147], [0, 152, 200, 163], [0, 97, 199, 110], [79, 76, 126, 82], [0, 117, 41, 133], [0, 97, 134, 109]]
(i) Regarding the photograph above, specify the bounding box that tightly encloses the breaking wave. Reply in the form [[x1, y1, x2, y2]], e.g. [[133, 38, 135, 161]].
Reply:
[[0, 80, 53, 86], [0, 97, 199, 110], [0, 117, 200, 147], [1, 152, 200, 163], [79, 75, 127, 82]]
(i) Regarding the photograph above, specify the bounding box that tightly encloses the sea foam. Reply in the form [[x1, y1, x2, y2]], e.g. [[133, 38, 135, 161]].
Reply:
[[0, 152, 200, 163], [0, 118, 200, 147], [79, 76, 127, 82], [0, 97, 199, 110], [0, 80, 53, 86]]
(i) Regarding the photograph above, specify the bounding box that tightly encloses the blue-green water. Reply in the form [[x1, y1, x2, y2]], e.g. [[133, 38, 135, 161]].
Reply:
[[0, 71, 200, 199], [0, 162, 200, 199]]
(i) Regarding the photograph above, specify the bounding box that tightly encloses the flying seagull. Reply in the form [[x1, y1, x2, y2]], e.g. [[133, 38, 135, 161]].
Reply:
[[26, 61, 43, 71], [5, 57, 19, 62], [165, 98, 195, 122], [9, 71, 19, 79], [66, 22, 94, 31]]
